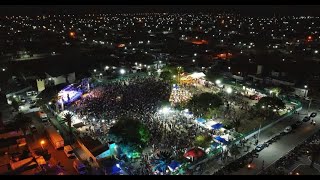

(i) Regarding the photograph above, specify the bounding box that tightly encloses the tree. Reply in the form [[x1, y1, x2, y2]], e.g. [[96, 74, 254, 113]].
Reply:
[[63, 113, 73, 142], [194, 134, 212, 148], [229, 144, 241, 159], [109, 117, 150, 147], [230, 111, 246, 132], [11, 98, 20, 111], [256, 97, 285, 112], [187, 92, 223, 117], [160, 70, 172, 82], [13, 113, 32, 136]]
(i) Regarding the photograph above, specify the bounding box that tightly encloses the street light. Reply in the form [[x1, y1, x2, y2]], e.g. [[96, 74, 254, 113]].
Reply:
[[105, 66, 109, 70], [2, 68, 5, 72], [226, 87, 232, 94], [192, 59, 196, 63], [119, 69, 126, 75], [93, 69, 97, 73], [48, 102, 52, 105], [40, 140, 45, 150], [215, 79, 221, 85], [304, 85, 308, 89]]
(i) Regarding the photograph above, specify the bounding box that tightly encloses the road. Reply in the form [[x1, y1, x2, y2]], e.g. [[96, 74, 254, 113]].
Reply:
[[25, 112, 78, 175], [231, 100, 320, 175]]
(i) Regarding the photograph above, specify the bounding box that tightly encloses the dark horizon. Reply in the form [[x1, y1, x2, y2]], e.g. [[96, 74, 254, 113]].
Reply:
[[1, 5, 320, 16]]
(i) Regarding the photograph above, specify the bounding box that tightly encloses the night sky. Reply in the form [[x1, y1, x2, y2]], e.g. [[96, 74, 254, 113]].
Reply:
[[1, 5, 320, 16]]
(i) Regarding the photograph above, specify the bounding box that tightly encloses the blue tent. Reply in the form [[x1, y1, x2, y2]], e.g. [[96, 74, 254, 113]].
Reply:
[[152, 161, 167, 173], [211, 123, 223, 130], [111, 164, 122, 175], [214, 136, 228, 144], [196, 118, 206, 124], [168, 161, 181, 172], [211, 142, 220, 149]]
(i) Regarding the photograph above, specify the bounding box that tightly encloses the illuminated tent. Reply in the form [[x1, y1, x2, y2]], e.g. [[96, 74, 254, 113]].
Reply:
[[168, 161, 181, 172], [184, 147, 206, 160], [214, 136, 228, 144], [111, 163, 124, 175], [211, 142, 220, 149], [189, 72, 206, 79], [211, 123, 223, 130], [196, 118, 206, 124]]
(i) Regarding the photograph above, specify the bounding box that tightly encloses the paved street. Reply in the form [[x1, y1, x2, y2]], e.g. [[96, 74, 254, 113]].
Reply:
[[25, 112, 78, 175], [201, 99, 320, 175], [231, 101, 320, 175]]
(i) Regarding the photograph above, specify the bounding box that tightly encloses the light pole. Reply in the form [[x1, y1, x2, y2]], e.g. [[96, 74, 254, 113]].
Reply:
[[304, 85, 308, 98], [307, 98, 312, 115], [257, 123, 262, 144], [40, 140, 45, 150]]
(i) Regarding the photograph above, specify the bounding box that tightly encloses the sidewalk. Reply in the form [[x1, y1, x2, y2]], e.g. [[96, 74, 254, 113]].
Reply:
[[201, 110, 304, 175]]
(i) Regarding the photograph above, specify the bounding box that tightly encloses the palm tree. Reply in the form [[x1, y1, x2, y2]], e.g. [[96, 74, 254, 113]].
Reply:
[[13, 113, 32, 136], [64, 113, 73, 143]]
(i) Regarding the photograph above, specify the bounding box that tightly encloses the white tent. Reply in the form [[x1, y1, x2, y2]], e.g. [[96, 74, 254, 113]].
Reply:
[[188, 72, 206, 79]]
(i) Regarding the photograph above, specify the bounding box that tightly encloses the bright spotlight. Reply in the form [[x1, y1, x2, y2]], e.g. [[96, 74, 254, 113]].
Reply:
[[215, 79, 221, 85], [119, 69, 126, 75], [226, 87, 232, 94], [160, 107, 171, 114]]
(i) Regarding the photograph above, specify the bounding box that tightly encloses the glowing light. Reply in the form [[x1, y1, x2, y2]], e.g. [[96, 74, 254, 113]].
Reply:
[[226, 87, 232, 94], [40, 140, 45, 145], [159, 107, 171, 114], [215, 80, 221, 85], [119, 69, 126, 75], [69, 31, 75, 37]]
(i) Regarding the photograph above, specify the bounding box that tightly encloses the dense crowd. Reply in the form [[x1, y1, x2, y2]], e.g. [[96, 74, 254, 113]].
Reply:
[[73, 76, 171, 122]]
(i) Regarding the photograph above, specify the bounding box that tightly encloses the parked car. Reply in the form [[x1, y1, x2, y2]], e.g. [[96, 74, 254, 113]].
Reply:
[[64, 145, 75, 158], [295, 120, 302, 126], [255, 144, 266, 152], [284, 126, 292, 133], [30, 125, 37, 133], [310, 112, 317, 118], [291, 124, 298, 129], [303, 116, 311, 122]]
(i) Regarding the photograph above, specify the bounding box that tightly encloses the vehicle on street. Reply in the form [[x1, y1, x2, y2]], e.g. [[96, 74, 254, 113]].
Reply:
[[64, 145, 75, 158], [310, 112, 317, 118], [255, 144, 266, 152], [38, 111, 49, 122], [73, 159, 87, 175], [291, 123, 298, 129], [303, 116, 311, 122], [284, 126, 292, 133], [30, 124, 37, 133], [295, 120, 302, 126], [45, 126, 64, 149]]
